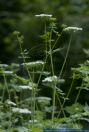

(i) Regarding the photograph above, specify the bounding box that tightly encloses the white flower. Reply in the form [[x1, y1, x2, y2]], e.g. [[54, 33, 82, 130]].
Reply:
[[42, 76, 65, 84], [12, 108, 31, 114], [63, 27, 83, 32], [6, 100, 16, 106], [29, 120, 38, 123], [22, 61, 45, 66], [42, 76, 58, 83], [37, 96, 51, 101], [3, 71, 13, 74], [35, 14, 52, 18], [19, 85, 32, 90], [29, 82, 37, 89], [0, 64, 8, 68]]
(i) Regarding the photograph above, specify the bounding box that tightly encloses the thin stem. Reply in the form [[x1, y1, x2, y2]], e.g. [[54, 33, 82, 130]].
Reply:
[[17, 35, 36, 124], [55, 34, 73, 118], [48, 28, 56, 122], [49, 33, 54, 75], [17, 36, 32, 82], [31, 69, 35, 124], [57, 73, 75, 118], [75, 81, 83, 103], [52, 30, 63, 50], [66, 74, 75, 99], [37, 21, 48, 84], [59, 33, 73, 78], [56, 93, 66, 117], [37, 28, 63, 85], [3, 71, 10, 100], [2, 69, 12, 129], [52, 85, 56, 122]]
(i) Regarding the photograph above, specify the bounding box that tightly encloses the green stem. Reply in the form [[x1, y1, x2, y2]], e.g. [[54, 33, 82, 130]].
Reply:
[[56, 93, 66, 117], [31, 69, 35, 124], [17, 35, 36, 124], [75, 81, 83, 103], [56, 34, 73, 118], [2, 69, 12, 129], [57, 73, 75, 118], [3, 71, 10, 100], [37, 21, 48, 84], [48, 28, 56, 122], [18, 39, 32, 82], [52, 30, 63, 50], [59, 34, 72, 77]]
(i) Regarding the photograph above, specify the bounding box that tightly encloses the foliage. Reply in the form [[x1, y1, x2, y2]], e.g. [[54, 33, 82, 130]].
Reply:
[[0, 14, 89, 132], [1, 0, 89, 131]]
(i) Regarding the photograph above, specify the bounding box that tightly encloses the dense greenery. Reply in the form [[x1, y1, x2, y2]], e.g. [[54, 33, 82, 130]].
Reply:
[[0, 0, 89, 131]]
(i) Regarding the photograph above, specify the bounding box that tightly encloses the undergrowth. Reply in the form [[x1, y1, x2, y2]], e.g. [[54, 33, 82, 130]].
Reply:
[[0, 14, 89, 132]]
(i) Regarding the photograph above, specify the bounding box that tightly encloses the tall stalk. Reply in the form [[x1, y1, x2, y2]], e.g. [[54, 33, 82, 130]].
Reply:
[[59, 33, 73, 77], [57, 73, 75, 118], [2, 68, 11, 101], [74, 81, 83, 103], [49, 29, 55, 121], [16, 33, 36, 124]]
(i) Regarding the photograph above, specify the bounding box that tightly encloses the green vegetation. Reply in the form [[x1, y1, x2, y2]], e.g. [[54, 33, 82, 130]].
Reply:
[[0, 0, 89, 131], [0, 14, 89, 132]]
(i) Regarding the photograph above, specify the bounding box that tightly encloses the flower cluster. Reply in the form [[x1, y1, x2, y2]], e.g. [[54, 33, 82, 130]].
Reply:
[[35, 14, 52, 18], [63, 26, 83, 32]]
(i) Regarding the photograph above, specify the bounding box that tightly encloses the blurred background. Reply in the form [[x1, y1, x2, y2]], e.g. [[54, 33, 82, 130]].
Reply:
[[0, 0, 89, 64]]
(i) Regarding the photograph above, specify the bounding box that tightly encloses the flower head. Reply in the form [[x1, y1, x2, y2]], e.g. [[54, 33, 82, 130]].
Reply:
[[63, 26, 83, 32], [35, 14, 52, 18]]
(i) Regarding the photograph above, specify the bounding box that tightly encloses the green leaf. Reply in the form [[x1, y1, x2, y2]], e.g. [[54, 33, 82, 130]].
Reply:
[[65, 103, 84, 115]]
